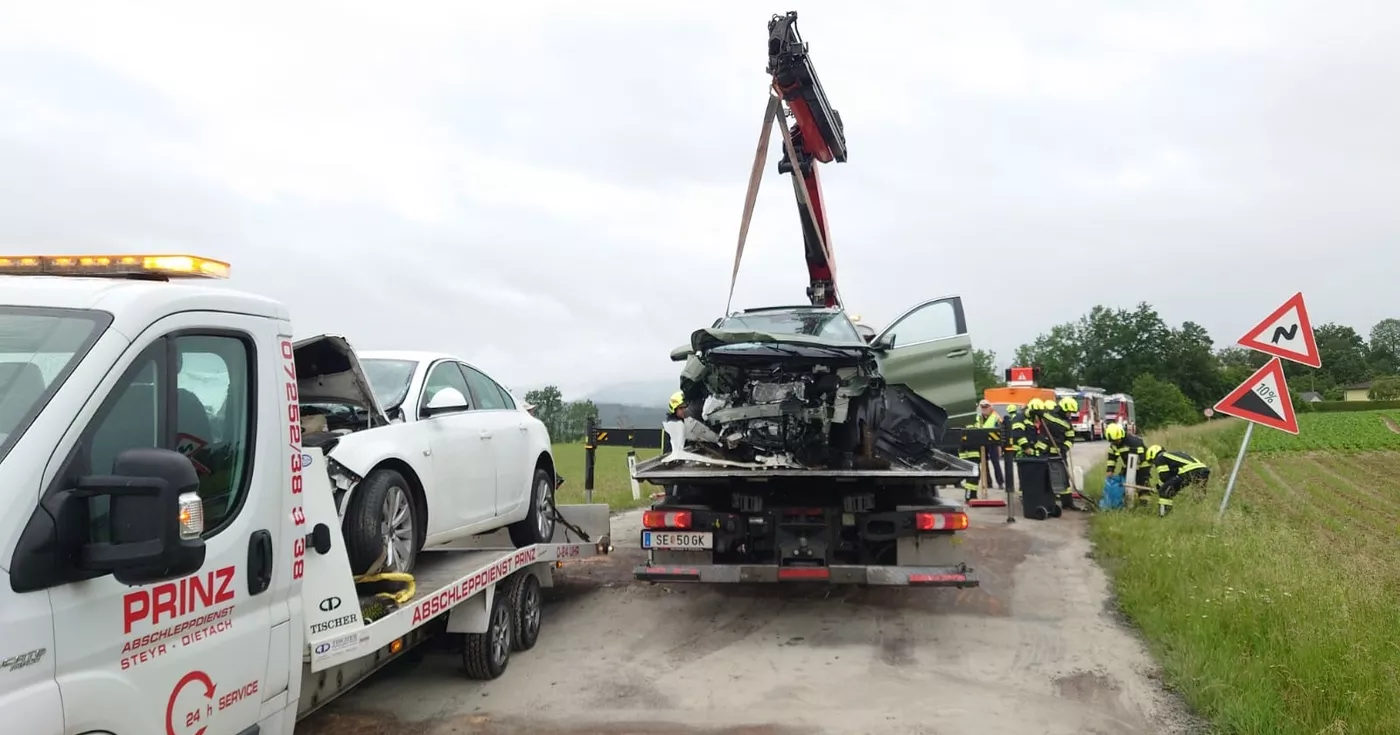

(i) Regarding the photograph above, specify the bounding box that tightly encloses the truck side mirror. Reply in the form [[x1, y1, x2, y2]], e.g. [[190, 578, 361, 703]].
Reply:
[[75, 447, 207, 586]]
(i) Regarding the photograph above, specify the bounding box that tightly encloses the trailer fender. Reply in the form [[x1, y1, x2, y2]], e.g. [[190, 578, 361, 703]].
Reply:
[[445, 585, 495, 635]]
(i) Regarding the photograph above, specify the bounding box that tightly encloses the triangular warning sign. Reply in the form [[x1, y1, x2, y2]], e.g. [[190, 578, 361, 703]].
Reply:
[[1237, 292, 1321, 368], [1213, 357, 1299, 434]]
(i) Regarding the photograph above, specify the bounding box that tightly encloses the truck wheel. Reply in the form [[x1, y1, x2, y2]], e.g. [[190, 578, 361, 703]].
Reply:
[[507, 573, 543, 652], [508, 467, 556, 547], [344, 468, 419, 575], [462, 588, 513, 680]]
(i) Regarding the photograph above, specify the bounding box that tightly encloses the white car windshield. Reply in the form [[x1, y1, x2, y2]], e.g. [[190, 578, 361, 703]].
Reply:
[[0, 307, 110, 462], [361, 358, 419, 409], [719, 310, 862, 343]]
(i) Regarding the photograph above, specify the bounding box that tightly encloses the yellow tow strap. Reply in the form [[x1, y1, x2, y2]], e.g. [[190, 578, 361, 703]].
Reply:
[[352, 571, 417, 623]]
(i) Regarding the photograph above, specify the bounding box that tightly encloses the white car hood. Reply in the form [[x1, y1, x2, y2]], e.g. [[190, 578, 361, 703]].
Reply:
[[292, 334, 390, 427]]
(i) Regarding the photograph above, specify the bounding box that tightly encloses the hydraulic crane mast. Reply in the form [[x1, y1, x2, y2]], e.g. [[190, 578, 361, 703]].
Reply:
[[767, 11, 847, 308]]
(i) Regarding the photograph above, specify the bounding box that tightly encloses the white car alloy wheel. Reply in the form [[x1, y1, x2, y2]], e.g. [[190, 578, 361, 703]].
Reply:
[[380, 484, 416, 573], [535, 473, 556, 542]]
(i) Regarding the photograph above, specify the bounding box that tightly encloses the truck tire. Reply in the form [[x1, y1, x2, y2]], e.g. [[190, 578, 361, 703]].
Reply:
[[506, 572, 543, 652], [508, 467, 556, 547], [462, 587, 513, 680], [344, 468, 419, 575]]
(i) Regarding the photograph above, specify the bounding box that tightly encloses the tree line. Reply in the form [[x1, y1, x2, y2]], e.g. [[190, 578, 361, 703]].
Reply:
[[521, 385, 599, 443], [972, 303, 1400, 430]]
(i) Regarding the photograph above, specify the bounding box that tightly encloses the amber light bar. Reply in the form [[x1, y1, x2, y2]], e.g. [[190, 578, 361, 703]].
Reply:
[[0, 254, 231, 280]]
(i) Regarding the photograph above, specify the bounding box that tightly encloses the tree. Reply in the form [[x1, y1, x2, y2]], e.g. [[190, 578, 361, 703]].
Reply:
[[1160, 321, 1225, 408], [1013, 323, 1084, 389], [1368, 318, 1400, 376], [1368, 376, 1400, 401], [1312, 323, 1370, 389], [973, 349, 1004, 395], [1130, 374, 1200, 430], [561, 399, 599, 442], [524, 385, 567, 439]]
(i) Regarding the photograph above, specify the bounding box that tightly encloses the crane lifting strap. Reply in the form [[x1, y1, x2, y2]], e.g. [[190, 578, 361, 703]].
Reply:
[[725, 89, 839, 315]]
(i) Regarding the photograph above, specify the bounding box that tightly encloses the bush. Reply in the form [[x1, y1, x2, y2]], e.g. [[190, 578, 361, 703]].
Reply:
[[1299, 399, 1400, 413], [1131, 373, 1201, 430]]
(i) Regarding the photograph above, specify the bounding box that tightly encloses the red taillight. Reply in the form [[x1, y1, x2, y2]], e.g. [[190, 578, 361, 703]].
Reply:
[[642, 510, 692, 529], [916, 511, 969, 532]]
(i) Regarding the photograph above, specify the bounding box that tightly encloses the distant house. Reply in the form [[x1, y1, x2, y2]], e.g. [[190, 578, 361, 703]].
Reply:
[[1344, 381, 1373, 402], [1299, 391, 1325, 404]]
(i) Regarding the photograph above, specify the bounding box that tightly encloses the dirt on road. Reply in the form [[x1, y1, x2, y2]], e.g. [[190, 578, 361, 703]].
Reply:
[[301, 444, 1205, 735]]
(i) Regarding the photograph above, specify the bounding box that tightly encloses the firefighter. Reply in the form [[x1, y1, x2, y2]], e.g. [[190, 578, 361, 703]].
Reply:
[[1035, 398, 1075, 509], [1056, 395, 1079, 453], [976, 399, 1005, 489], [668, 390, 689, 420], [1145, 445, 1211, 516], [1105, 423, 1147, 479], [958, 416, 983, 498], [1005, 403, 1030, 456]]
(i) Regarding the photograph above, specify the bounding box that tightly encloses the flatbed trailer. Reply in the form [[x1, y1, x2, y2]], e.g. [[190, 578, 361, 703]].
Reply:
[[295, 446, 613, 720]]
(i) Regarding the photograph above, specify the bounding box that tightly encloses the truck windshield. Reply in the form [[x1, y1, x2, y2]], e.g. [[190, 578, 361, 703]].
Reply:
[[1104, 400, 1122, 416], [719, 310, 862, 343], [361, 358, 418, 409], [0, 307, 111, 462]]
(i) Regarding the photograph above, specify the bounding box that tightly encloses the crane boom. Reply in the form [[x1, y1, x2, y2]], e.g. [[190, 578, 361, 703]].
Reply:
[[767, 11, 847, 308]]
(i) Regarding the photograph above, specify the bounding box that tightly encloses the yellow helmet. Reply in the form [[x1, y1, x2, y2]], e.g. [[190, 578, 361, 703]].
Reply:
[[668, 391, 685, 414], [1059, 396, 1078, 413], [1027, 398, 1044, 411], [1105, 422, 1126, 441], [1146, 444, 1162, 462], [1006, 403, 1019, 415]]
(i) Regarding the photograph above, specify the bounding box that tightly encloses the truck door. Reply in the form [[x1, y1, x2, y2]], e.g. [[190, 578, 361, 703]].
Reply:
[[873, 296, 978, 421], [458, 363, 528, 517], [30, 312, 282, 734]]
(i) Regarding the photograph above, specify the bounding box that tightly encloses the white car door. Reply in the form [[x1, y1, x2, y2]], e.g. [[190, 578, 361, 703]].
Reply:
[[459, 363, 529, 518], [415, 360, 496, 534]]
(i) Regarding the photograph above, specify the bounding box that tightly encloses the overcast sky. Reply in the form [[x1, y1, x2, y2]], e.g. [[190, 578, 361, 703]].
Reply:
[[2, 1, 1396, 399]]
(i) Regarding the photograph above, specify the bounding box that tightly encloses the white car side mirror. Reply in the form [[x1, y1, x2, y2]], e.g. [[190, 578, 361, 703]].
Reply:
[[424, 387, 470, 415]]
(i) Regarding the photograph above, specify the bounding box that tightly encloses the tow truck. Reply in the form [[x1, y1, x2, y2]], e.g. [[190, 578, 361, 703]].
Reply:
[[0, 255, 611, 734], [630, 12, 980, 589]]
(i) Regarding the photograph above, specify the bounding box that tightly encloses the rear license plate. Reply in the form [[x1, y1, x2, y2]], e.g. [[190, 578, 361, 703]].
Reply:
[[641, 531, 713, 550]]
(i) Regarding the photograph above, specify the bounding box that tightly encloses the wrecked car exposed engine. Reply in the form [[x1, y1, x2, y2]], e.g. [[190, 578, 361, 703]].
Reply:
[[672, 306, 957, 472]]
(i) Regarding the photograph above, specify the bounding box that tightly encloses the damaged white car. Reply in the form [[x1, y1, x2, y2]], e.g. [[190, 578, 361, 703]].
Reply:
[[292, 338, 558, 574]]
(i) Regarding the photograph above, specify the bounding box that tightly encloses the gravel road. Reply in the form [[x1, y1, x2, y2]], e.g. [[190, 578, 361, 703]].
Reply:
[[303, 442, 1204, 735]]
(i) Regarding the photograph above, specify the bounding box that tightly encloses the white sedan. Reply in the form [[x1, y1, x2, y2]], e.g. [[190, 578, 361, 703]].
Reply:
[[293, 338, 557, 575]]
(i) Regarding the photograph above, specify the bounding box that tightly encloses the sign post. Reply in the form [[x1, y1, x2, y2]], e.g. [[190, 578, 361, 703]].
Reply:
[[1215, 292, 1320, 519]]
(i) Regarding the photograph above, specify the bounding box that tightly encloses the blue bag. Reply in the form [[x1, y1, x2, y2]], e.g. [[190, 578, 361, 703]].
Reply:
[[1100, 475, 1125, 510]]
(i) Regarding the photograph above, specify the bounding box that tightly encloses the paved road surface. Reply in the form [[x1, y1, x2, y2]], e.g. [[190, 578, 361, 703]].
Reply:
[[302, 442, 1204, 735]]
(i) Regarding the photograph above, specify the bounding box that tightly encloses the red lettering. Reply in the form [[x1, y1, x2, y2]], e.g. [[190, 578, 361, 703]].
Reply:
[[213, 566, 234, 603], [123, 591, 149, 634], [293, 559, 304, 579], [291, 474, 302, 494], [290, 452, 302, 472], [285, 382, 297, 402], [280, 340, 294, 360], [288, 423, 301, 446], [292, 507, 306, 526], [189, 573, 213, 610], [287, 402, 300, 424], [151, 585, 177, 625]]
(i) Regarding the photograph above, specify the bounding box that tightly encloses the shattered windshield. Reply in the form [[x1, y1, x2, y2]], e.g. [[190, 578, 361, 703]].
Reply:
[[718, 310, 862, 343], [361, 358, 418, 409], [0, 307, 111, 463]]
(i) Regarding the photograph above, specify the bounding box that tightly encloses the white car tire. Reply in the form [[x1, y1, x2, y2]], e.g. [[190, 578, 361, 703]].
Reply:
[[508, 467, 557, 547]]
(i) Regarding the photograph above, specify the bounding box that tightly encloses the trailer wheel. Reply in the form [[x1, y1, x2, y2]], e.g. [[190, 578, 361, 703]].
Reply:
[[462, 589, 513, 680], [508, 573, 543, 652]]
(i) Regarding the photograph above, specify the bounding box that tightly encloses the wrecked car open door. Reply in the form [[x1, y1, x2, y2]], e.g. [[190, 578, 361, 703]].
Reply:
[[872, 296, 978, 422]]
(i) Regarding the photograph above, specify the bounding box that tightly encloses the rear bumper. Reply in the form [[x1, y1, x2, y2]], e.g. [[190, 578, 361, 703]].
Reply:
[[633, 563, 979, 587]]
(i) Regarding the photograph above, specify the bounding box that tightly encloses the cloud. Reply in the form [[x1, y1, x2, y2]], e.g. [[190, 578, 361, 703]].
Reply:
[[1, 0, 1397, 398]]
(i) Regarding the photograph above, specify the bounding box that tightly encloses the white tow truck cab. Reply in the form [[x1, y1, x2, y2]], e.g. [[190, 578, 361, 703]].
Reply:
[[0, 255, 611, 735]]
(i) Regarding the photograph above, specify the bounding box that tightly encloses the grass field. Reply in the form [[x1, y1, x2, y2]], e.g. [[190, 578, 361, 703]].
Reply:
[[1088, 410, 1400, 735], [551, 441, 661, 512]]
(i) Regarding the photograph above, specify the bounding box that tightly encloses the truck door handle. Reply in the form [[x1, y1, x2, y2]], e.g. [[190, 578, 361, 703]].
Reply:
[[946, 349, 969, 358], [247, 530, 273, 596], [479, 431, 493, 440], [518, 425, 528, 432]]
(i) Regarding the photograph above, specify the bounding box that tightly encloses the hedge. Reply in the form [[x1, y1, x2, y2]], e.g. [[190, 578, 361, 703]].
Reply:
[[1297, 400, 1400, 413]]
